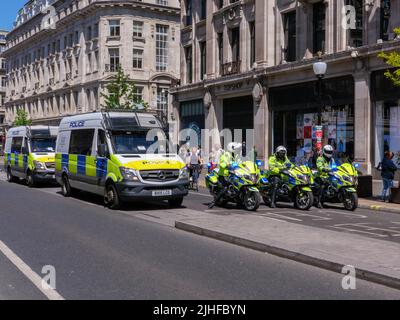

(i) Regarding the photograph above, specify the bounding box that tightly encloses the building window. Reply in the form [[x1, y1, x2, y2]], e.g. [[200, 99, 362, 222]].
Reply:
[[185, 0, 192, 26], [133, 49, 143, 69], [313, 1, 326, 54], [156, 25, 168, 71], [157, 88, 168, 114], [108, 48, 120, 72], [283, 11, 296, 62], [249, 21, 255, 67], [133, 87, 143, 103], [109, 20, 120, 37], [372, 70, 400, 168], [380, 0, 391, 41], [185, 46, 193, 84], [87, 26, 92, 41], [200, 0, 207, 20], [157, 0, 168, 5], [217, 32, 223, 67], [200, 41, 206, 80], [133, 21, 143, 38], [346, 0, 363, 47], [230, 27, 240, 62]]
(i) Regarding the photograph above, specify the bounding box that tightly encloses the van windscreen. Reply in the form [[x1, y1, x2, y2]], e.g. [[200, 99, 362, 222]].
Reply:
[[111, 131, 165, 155], [31, 137, 56, 153]]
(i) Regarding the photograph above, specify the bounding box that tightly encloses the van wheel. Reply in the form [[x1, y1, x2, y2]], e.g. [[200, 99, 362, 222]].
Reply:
[[7, 167, 18, 183], [168, 197, 184, 208], [105, 183, 121, 210], [26, 171, 36, 188], [61, 175, 74, 197]]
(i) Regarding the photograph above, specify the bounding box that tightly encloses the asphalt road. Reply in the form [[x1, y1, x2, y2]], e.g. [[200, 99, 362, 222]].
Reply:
[[0, 176, 399, 300]]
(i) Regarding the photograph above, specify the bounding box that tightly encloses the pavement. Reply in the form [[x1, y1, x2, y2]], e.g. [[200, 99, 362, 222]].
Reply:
[[0, 167, 400, 298]]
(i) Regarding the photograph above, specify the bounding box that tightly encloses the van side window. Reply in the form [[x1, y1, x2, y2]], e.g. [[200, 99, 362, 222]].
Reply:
[[11, 137, 23, 153], [69, 129, 95, 156], [97, 130, 108, 154]]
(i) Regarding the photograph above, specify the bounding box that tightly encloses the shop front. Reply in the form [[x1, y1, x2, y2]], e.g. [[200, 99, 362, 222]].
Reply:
[[270, 76, 355, 166], [179, 99, 205, 147], [222, 95, 254, 148], [372, 70, 400, 176]]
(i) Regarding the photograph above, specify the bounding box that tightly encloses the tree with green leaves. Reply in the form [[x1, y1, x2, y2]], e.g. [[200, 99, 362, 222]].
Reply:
[[13, 109, 32, 126], [378, 28, 400, 86], [101, 66, 148, 110]]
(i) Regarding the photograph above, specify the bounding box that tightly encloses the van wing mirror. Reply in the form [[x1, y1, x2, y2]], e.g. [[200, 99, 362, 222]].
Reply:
[[21, 146, 28, 154]]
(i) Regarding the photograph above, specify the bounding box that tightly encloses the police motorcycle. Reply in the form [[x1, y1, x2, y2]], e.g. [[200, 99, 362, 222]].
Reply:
[[258, 161, 315, 210], [205, 160, 261, 212], [313, 160, 359, 211]]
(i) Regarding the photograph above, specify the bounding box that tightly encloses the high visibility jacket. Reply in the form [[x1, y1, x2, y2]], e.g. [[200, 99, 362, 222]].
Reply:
[[268, 155, 293, 175], [316, 156, 336, 179], [218, 152, 240, 177]]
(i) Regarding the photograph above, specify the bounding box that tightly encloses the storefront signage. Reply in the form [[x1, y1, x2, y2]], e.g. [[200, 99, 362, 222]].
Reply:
[[223, 82, 243, 91]]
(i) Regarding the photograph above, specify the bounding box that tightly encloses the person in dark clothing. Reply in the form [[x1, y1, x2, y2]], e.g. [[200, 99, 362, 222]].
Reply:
[[380, 151, 398, 202]]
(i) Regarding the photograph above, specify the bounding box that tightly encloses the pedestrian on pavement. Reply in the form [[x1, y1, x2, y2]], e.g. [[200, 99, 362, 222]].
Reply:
[[380, 150, 398, 202]]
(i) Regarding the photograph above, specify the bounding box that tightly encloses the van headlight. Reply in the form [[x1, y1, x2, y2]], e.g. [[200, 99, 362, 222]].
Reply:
[[120, 167, 139, 181], [179, 167, 189, 179], [34, 161, 46, 170]]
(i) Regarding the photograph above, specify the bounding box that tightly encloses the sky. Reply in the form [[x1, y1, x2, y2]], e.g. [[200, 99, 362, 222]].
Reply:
[[0, 0, 27, 31]]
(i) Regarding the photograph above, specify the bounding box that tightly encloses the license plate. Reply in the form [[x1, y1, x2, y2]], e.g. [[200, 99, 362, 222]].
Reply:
[[152, 190, 172, 197]]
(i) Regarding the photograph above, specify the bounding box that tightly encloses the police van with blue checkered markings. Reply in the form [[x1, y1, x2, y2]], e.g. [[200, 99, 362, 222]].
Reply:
[[4, 126, 58, 187], [55, 110, 189, 209]]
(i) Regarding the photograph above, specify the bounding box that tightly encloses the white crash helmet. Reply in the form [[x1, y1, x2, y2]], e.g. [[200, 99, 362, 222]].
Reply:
[[275, 146, 287, 155], [227, 142, 242, 153], [322, 145, 334, 159]]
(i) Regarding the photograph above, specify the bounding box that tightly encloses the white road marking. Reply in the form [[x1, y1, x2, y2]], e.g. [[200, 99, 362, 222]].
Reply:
[[0, 240, 65, 300]]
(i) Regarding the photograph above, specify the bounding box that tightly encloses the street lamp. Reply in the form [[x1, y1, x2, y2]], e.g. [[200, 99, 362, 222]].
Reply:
[[313, 53, 327, 154], [313, 53, 327, 126]]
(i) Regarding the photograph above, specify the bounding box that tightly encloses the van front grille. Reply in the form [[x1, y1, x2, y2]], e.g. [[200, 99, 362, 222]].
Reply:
[[139, 170, 179, 182]]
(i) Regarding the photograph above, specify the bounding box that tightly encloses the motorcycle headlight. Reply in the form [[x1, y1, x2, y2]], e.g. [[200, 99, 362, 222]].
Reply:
[[234, 170, 244, 178], [179, 167, 189, 179], [34, 161, 46, 170], [119, 167, 139, 181], [297, 174, 309, 183]]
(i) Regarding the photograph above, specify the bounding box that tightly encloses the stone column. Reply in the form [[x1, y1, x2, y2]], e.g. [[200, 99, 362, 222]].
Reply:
[[252, 81, 265, 161], [353, 69, 372, 174], [203, 89, 220, 157], [254, 0, 270, 67]]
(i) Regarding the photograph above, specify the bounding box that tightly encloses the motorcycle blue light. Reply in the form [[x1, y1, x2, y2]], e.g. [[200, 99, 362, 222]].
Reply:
[[207, 163, 212, 168], [256, 161, 263, 167], [354, 163, 360, 168], [261, 177, 268, 184], [232, 162, 239, 169]]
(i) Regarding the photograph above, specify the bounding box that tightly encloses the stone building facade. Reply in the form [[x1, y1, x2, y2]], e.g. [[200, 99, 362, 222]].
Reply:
[[171, 0, 400, 177], [0, 29, 7, 153], [3, 0, 180, 127]]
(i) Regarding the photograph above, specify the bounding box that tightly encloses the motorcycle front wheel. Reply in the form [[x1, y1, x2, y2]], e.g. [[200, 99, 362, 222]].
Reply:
[[343, 192, 358, 211], [243, 191, 260, 211], [295, 191, 314, 210]]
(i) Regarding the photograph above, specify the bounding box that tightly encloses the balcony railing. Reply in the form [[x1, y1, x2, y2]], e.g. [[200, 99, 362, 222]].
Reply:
[[221, 60, 241, 77], [105, 64, 120, 73]]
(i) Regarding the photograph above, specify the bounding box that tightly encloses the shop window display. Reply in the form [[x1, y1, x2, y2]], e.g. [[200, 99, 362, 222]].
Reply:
[[274, 104, 354, 166], [375, 100, 400, 169]]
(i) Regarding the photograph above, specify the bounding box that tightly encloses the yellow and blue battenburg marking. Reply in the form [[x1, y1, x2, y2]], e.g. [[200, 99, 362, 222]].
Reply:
[[56, 154, 109, 178]]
